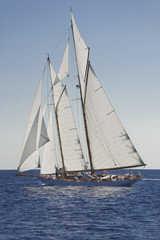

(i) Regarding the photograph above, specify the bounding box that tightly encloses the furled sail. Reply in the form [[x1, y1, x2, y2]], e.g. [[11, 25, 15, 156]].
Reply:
[[40, 107, 57, 174], [71, 12, 89, 101], [18, 69, 49, 172], [85, 64, 145, 171], [56, 87, 86, 172]]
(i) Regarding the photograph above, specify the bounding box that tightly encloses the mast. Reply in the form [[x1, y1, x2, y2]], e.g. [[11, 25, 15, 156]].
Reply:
[[48, 57, 66, 177], [55, 86, 67, 177], [71, 12, 94, 175]]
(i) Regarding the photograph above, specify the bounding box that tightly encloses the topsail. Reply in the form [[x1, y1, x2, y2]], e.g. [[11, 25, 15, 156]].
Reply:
[[71, 12, 89, 101]]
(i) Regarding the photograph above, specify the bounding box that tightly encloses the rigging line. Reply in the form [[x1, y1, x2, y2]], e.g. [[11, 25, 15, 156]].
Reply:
[[50, 26, 71, 58]]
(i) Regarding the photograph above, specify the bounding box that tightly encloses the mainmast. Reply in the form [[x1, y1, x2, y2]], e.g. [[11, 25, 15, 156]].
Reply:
[[71, 11, 94, 175]]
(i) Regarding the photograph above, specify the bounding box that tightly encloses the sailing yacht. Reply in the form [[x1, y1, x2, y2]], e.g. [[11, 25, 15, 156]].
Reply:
[[17, 11, 146, 186]]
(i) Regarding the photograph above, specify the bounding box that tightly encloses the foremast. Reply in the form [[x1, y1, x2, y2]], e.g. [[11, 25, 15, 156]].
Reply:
[[55, 86, 67, 177], [47, 57, 67, 177]]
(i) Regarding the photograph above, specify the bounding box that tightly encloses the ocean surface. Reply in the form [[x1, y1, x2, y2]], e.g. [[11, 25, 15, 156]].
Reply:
[[0, 169, 160, 240]]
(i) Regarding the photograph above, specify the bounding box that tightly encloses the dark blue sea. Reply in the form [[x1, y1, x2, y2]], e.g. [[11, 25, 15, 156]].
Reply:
[[0, 169, 160, 240]]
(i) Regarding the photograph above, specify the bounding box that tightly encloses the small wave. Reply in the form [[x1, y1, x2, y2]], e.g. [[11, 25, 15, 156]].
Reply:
[[143, 178, 160, 181]]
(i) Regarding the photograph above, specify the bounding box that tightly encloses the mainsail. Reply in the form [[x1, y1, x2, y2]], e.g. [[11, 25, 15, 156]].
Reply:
[[84, 64, 145, 170]]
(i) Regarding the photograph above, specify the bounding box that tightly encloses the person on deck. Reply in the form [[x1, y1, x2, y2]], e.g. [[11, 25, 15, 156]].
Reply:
[[137, 171, 141, 178], [55, 166, 58, 178]]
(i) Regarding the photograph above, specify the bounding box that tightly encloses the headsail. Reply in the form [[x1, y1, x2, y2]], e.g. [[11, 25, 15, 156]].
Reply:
[[18, 69, 49, 172], [84, 64, 145, 171], [18, 149, 40, 172], [38, 107, 50, 148]]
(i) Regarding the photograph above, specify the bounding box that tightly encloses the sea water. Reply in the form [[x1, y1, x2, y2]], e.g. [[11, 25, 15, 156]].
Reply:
[[0, 169, 159, 240]]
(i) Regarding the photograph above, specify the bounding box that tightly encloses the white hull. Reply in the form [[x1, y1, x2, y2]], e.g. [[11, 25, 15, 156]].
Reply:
[[39, 177, 141, 187]]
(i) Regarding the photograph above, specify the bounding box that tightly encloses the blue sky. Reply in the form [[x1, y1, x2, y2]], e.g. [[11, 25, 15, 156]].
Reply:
[[0, 0, 160, 169]]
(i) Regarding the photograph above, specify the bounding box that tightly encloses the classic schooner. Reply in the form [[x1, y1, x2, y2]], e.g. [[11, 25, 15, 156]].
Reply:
[[17, 11, 146, 186]]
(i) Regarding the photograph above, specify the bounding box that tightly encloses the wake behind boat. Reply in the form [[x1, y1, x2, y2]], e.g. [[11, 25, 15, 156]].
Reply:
[[17, 11, 146, 187]]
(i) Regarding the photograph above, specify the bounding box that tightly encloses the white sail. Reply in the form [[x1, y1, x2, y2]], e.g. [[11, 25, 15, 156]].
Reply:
[[49, 40, 69, 106], [18, 148, 40, 172], [49, 61, 62, 106], [71, 12, 89, 101], [41, 107, 57, 174], [38, 107, 50, 148], [85, 64, 145, 170], [56, 87, 86, 172], [58, 39, 69, 81], [18, 69, 49, 172]]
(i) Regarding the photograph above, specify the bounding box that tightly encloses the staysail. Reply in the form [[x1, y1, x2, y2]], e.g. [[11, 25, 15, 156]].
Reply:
[[40, 107, 57, 174], [84, 64, 145, 170], [56, 87, 86, 172]]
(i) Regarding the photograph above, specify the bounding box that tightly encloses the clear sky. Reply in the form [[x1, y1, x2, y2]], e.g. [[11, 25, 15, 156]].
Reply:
[[0, 0, 160, 169]]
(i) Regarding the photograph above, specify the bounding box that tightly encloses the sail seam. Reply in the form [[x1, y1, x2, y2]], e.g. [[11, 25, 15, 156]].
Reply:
[[95, 86, 102, 92]]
